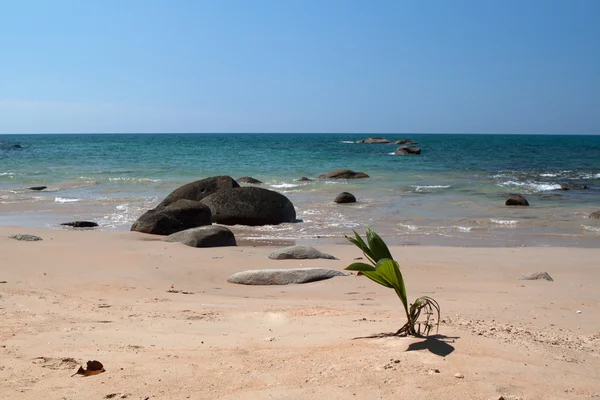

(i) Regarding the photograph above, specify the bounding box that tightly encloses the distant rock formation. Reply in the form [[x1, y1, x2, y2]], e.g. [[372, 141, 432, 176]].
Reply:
[[357, 137, 391, 144], [394, 146, 421, 155]]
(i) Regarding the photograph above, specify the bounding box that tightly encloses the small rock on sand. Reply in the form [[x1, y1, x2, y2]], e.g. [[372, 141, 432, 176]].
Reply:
[[268, 245, 337, 260], [9, 234, 42, 241], [519, 272, 553, 281], [228, 268, 348, 285], [454, 373, 464, 379]]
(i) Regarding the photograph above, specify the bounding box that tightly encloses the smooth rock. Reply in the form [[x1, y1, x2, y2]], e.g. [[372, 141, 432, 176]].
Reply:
[[157, 176, 239, 208], [334, 192, 356, 203], [200, 186, 296, 226], [61, 221, 99, 228], [131, 199, 212, 235], [268, 245, 338, 260], [237, 176, 263, 184], [454, 373, 464, 379], [318, 169, 369, 179], [505, 195, 529, 206], [357, 137, 391, 144], [519, 272, 553, 281], [163, 225, 236, 247], [228, 268, 348, 285], [394, 146, 421, 155], [9, 234, 42, 241], [28, 186, 47, 191], [589, 211, 600, 219]]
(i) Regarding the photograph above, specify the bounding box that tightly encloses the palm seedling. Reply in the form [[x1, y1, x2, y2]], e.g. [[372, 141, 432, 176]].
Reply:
[[345, 228, 440, 337]]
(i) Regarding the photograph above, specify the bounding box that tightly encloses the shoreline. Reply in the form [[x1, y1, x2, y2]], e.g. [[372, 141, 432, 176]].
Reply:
[[1, 226, 599, 399]]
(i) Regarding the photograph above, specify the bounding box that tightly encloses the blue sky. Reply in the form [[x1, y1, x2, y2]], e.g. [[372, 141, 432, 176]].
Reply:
[[0, 0, 599, 134]]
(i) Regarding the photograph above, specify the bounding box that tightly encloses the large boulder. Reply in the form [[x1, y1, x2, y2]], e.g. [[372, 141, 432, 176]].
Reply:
[[268, 245, 337, 260], [318, 169, 369, 179], [505, 195, 529, 206], [228, 268, 349, 285], [394, 146, 421, 155], [131, 199, 212, 235], [357, 137, 391, 144], [158, 176, 239, 208], [236, 176, 263, 184], [589, 211, 600, 219], [334, 192, 356, 204], [163, 225, 236, 248], [200, 187, 296, 226]]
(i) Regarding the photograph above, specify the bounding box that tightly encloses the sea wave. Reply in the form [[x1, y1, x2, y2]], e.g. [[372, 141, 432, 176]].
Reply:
[[55, 197, 80, 203], [490, 219, 518, 226], [340, 141, 356, 144], [498, 180, 561, 192], [108, 177, 162, 183], [411, 185, 451, 192], [270, 182, 301, 189], [582, 225, 600, 233]]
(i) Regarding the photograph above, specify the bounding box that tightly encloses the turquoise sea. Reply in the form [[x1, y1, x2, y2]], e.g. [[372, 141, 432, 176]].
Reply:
[[1, 133, 599, 247]]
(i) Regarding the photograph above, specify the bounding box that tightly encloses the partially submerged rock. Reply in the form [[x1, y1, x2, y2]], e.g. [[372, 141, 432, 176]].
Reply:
[[505, 195, 529, 206], [334, 192, 356, 204], [9, 234, 42, 241], [131, 199, 212, 235], [268, 245, 337, 260], [200, 186, 296, 226], [559, 183, 588, 190], [394, 146, 421, 155], [393, 139, 418, 145], [158, 176, 239, 208], [61, 221, 99, 228], [589, 211, 600, 219], [297, 177, 313, 182], [357, 137, 391, 144], [318, 169, 369, 179], [519, 272, 553, 281], [163, 225, 236, 248], [228, 268, 348, 285], [237, 176, 263, 184], [28, 186, 47, 191]]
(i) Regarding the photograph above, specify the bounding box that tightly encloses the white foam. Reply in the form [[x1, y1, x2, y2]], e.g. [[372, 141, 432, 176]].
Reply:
[[540, 173, 558, 177], [454, 226, 472, 232], [399, 223, 419, 231], [108, 177, 161, 183], [340, 141, 355, 144], [0, 172, 15, 176], [490, 219, 517, 225], [411, 185, 450, 192], [498, 180, 561, 191], [270, 183, 301, 189], [55, 197, 80, 203], [582, 225, 600, 233]]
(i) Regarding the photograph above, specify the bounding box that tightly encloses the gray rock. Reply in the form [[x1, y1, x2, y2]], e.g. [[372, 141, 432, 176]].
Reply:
[[334, 192, 356, 204], [318, 169, 369, 179], [28, 186, 47, 191], [394, 146, 421, 155], [505, 194, 529, 206], [228, 268, 349, 285], [519, 272, 553, 281], [163, 225, 236, 248], [590, 211, 600, 219], [61, 221, 98, 228], [158, 176, 239, 208], [237, 176, 262, 184], [392, 139, 418, 145], [297, 177, 313, 182], [357, 137, 391, 144], [200, 186, 296, 226], [268, 245, 338, 260], [131, 199, 212, 235], [9, 234, 42, 241]]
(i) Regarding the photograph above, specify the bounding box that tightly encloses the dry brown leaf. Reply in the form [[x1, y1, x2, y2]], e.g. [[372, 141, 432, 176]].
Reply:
[[71, 360, 105, 377]]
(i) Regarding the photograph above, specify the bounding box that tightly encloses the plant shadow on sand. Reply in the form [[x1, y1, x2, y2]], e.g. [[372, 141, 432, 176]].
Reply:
[[352, 334, 458, 357]]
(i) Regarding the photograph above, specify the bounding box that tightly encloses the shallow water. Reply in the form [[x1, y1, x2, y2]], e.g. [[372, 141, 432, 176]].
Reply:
[[1, 133, 599, 247]]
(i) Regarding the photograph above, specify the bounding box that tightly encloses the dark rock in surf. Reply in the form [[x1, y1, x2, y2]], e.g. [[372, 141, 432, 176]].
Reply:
[[9, 234, 42, 241], [297, 177, 313, 182], [29, 186, 47, 191], [505, 195, 529, 206], [335, 192, 356, 204], [237, 176, 263, 184], [200, 186, 296, 226], [157, 176, 239, 208], [61, 221, 99, 228], [559, 183, 588, 191], [268, 245, 338, 260], [163, 225, 236, 248], [318, 169, 369, 179], [12, 144, 23, 149], [394, 146, 421, 155], [357, 137, 391, 144], [589, 211, 600, 219], [519, 272, 553, 281], [228, 268, 348, 285], [131, 199, 212, 235]]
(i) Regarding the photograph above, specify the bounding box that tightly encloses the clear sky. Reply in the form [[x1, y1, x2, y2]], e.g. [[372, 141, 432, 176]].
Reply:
[[1, 0, 599, 134]]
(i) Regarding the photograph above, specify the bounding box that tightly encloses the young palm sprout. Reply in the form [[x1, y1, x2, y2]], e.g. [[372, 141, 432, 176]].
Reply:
[[345, 228, 440, 337]]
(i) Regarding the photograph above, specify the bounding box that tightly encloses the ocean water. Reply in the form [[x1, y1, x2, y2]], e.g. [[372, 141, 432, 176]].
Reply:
[[1, 133, 599, 247]]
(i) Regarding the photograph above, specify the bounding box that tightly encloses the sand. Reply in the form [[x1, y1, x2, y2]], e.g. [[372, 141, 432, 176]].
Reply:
[[1, 226, 599, 399]]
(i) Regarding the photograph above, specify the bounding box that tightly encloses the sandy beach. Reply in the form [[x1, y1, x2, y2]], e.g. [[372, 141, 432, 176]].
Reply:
[[0, 226, 599, 399]]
